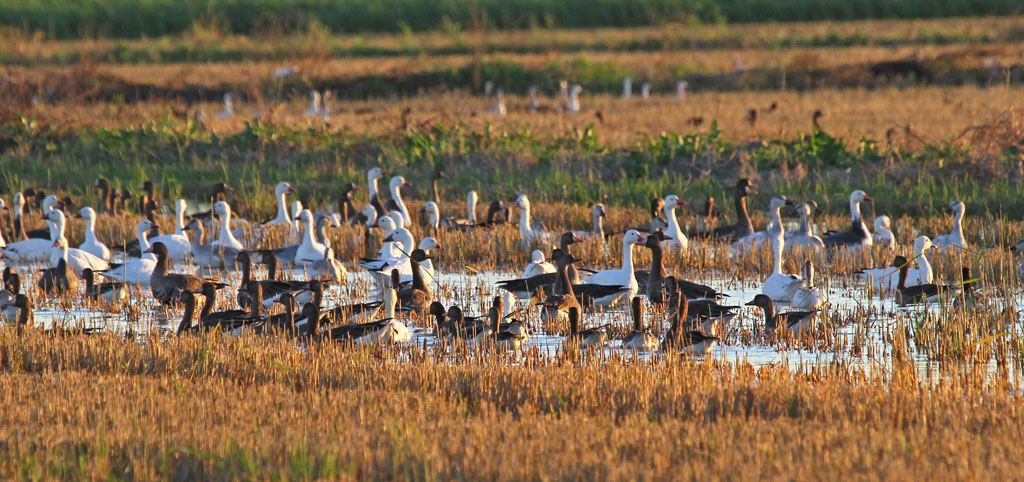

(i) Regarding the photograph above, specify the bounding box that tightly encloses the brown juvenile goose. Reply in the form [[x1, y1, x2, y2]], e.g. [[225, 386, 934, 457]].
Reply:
[[147, 242, 225, 305]]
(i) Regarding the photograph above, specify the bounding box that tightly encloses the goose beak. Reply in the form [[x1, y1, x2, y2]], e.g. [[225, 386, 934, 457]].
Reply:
[[784, 199, 794, 206], [287, 186, 296, 193], [863, 194, 874, 202], [744, 300, 757, 306], [403, 181, 413, 187], [51, 241, 60, 248], [383, 234, 394, 242], [143, 247, 153, 254], [662, 236, 673, 241]]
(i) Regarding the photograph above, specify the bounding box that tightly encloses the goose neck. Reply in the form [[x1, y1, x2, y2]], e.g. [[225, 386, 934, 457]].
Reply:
[[771, 236, 784, 275]]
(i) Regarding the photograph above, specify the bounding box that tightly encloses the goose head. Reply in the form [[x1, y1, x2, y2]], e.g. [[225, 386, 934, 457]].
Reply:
[[889, 255, 909, 268], [293, 209, 313, 226], [737, 179, 757, 196], [213, 201, 231, 217], [143, 241, 169, 260], [137, 220, 156, 238], [74, 206, 96, 221], [768, 195, 794, 211], [874, 215, 892, 231], [360, 204, 378, 227], [850, 190, 873, 204], [367, 167, 389, 181], [42, 208, 65, 226], [42, 194, 61, 212], [377, 216, 396, 235], [515, 194, 530, 210], [650, 198, 664, 217], [623, 230, 645, 245], [275, 182, 296, 196], [428, 302, 446, 320], [945, 200, 965, 215], [183, 218, 203, 234], [530, 250, 546, 264], [383, 228, 413, 250], [558, 231, 582, 246], [421, 201, 440, 217], [913, 236, 933, 254], [744, 294, 775, 310], [418, 237, 442, 251], [664, 195, 685, 209], [389, 176, 412, 190], [644, 230, 671, 248], [593, 204, 606, 218]]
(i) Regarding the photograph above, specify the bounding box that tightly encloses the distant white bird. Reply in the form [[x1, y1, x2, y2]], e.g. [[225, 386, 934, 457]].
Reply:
[[674, 81, 688, 104], [216, 93, 234, 118], [484, 80, 494, 97], [640, 82, 651, 99], [487, 89, 507, 116], [273, 66, 299, 78], [566, 85, 582, 113], [622, 77, 632, 99], [304, 90, 322, 117], [528, 86, 540, 111], [321, 90, 333, 124]]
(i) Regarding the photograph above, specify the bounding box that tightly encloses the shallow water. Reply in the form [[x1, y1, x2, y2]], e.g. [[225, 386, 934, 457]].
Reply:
[[12, 256, 1013, 377]]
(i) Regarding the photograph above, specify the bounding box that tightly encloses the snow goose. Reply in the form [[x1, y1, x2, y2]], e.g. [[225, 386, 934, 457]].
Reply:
[[733, 194, 793, 253], [622, 77, 632, 99], [211, 201, 245, 250], [421, 201, 441, 233], [44, 210, 109, 273], [147, 242, 224, 305], [783, 201, 824, 252], [304, 90, 321, 117], [366, 167, 390, 217], [303, 247, 347, 282], [515, 194, 554, 247], [566, 85, 582, 113], [873, 215, 897, 250], [745, 294, 817, 334], [674, 80, 688, 104], [81, 268, 127, 303], [379, 236, 441, 287], [293, 209, 327, 266], [215, 93, 234, 118], [96, 221, 158, 285], [622, 296, 658, 351], [384, 176, 413, 226], [182, 218, 242, 269], [931, 200, 967, 251], [522, 250, 555, 279], [790, 261, 826, 310], [38, 239, 79, 295], [706, 179, 755, 240], [661, 292, 717, 355], [24, 194, 63, 239], [264, 182, 297, 230], [573, 204, 606, 240], [582, 229, 644, 305], [487, 89, 507, 116], [74, 207, 110, 261], [146, 199, 191, 262], [661, 195, 689, 251], [858, 235, 933, 291], [439, 191, 478, 231], [760, 196, 805, 302], [2, 223, 54, 262], [823, 190, 873, 250]]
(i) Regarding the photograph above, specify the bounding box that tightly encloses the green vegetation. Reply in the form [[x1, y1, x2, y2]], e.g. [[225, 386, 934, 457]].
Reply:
[[1, 0, 1020, 40]]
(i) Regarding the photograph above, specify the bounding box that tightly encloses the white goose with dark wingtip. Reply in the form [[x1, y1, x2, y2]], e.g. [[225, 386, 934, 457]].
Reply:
[[582, 230, 644, 305], [932, 200, 967, 251], [661, 195, 688, 251], [823, 190, 873, 250], [760, 195, 805, 302]]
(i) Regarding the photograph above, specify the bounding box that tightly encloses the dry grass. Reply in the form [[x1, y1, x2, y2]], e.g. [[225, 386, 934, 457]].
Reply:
[[0, 331, 1022, 480]]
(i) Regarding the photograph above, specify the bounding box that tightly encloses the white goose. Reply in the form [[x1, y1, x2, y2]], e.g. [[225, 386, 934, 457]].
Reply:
[[147, 199, 191, 262], [44, 210, 109, 273], [783, 201, 824, 251], [661, 195, 689, 251], [75, 207, 110, 261], [367, 167, 389, 216], [97, 220, 158, 286], [294, 209, 327, 266], [761, 195, 804, 302], [566, 85, 582, 113], [674, 81, 688, 104], [211, 201, 245, 250], [2, 224, 54, 262], [387, 176, 413, 227], [858, 235, 933, 291], [515, 194, 554, 247], [873, 215, 897, 250], [304, 90, 321, 117], [622, 77, 632, 99], [522, 250, 555, 278], [640, 82, 651, 99], [216, 93, 234, 118], [823, 190, 873, 250], [302, 247, 347, 282], [583, 230, 645, 306], [932, 200, 967, 251], [263, 182, 296, 229], [422, 201, 440, 232], [791, 261, 827, 310], [486, 89, 507, 116]]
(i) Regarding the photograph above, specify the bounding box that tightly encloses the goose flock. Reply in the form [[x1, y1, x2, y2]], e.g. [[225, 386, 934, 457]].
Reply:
[[0, 169, 986, 355]]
